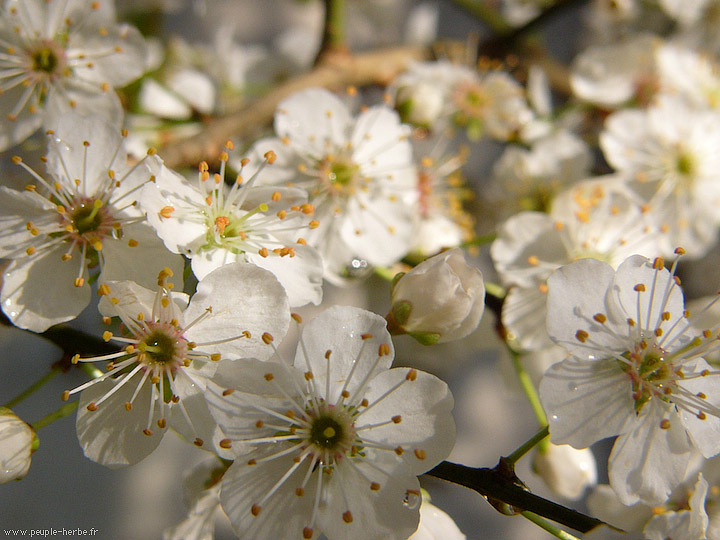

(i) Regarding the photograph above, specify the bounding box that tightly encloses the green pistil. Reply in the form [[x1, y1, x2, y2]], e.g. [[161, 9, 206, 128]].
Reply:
[[32, 47, 58, 73], [72, 199, 104, 234], [676, 152, 695, 177], [328, 161, 358, 187], [310, 416, 344, 449], [140, 331, 177, 364]]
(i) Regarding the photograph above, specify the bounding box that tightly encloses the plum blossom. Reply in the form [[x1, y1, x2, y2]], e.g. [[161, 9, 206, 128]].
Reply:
[[65, 262, 290, 467], [540, 254, 720, 505], [142, 142, 323, 307], [409, 138, 473, 256], [0, 113, 182, 332], [532, 443, 597, 500], [205, 306, 455, 540], [409, 492, 466, 540], [163, 458, 226, 540], [0, 407, 35, 483], [600, 95, 720, 258], [389, 248, 485, 345], [491, 177, 663, 351], [0, 0, 147, 150], [246, 88, 418, 281]]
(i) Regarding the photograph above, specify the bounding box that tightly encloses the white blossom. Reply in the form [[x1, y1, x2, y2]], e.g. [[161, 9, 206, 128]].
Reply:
[[0, 113, 182, 332], [66, 262, 290, 467], [390, 248, 485, 345], [0, 0, 147, 150], [205, 305, 455, 540], [540, 254, 720, 505], [532, 443, 598, 500], [142, 143, 323, 307], [0, 408, 34, 483], [600, 95, 720, 258], [246, 88, 418, 281]]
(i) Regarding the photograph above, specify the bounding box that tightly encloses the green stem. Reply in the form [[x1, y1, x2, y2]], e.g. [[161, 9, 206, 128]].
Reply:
[[31, 401, 78, 431], [484, 281, 506, 299], [461, 233, 497, 249], [317, 0, 347, 61], [508, 345, 548, 427], [505, 425, 549, 465], [80, 362, 104, 380], [522, 511, 582, 540], [3, 366, 61, 409], [374, 266, 397, 282]]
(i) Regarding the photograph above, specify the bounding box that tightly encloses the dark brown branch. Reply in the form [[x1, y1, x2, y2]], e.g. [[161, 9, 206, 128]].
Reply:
[[427, 460, 612, 534]]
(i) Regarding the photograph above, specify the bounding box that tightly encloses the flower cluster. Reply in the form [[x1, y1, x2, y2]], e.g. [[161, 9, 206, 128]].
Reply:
[[6, 2, 720, 540]]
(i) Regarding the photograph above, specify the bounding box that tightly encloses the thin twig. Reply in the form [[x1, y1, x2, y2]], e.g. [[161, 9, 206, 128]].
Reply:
[[159, 45, 432, 169]]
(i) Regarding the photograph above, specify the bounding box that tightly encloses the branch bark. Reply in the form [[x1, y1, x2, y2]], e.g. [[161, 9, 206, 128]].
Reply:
[[158, 45, 432, 169]]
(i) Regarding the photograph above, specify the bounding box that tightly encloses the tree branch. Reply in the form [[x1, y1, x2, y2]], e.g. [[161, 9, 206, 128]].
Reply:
[[426, 460, 612, 534], [159, 45, 432, 169]]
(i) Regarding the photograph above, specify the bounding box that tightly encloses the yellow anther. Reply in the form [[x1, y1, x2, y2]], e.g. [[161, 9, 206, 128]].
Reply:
[[159, 206, 175, 218], [262, 332, 273, 344], [74, 277, 85, 287]]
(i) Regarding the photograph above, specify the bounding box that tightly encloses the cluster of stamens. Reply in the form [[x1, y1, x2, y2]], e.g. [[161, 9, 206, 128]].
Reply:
[[2, 1, 125, 121], [573, 251, 720, 430], [61, 268, 223, 444], [13, 135, 156, 287], [158, 142, 317, 261]]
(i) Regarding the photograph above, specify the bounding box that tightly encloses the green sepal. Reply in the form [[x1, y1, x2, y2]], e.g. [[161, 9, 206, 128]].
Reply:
[[409, 331, 441, 346], [390, 272, 405, 295], [391, 300, 412, 327]]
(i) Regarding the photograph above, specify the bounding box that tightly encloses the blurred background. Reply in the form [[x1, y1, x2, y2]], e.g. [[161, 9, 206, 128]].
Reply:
[[0, 1, 602, 539]]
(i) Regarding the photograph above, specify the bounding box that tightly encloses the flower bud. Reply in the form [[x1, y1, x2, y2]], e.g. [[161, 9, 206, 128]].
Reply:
[[389, 249, 485, 344], [532, 443, 597, 500], [0, 407, 35, 483], [395, 82, 444, 128], [410, 491, 466, 540]]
